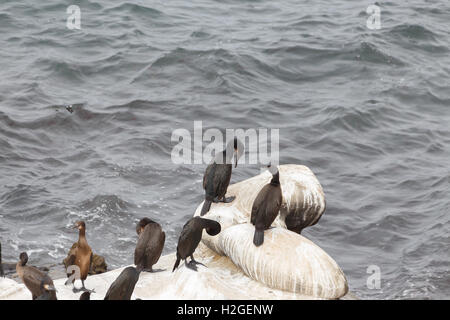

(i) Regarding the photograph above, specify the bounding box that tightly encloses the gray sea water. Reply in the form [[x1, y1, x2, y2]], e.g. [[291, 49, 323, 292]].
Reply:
[[0, 0, 449, 299]]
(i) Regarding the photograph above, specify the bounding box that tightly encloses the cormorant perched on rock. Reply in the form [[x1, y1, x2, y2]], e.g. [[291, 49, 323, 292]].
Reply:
[[16, 252, 57, 300], [104, 267, 140, 300], [79, 292, 91, 300], [200, 137, 244, 216], [0, 242, 4, 277], [172, 217, 221, 272], [65, 221, 94, 293], [134, 218, 165, 272], [251, 164, 282, 247]]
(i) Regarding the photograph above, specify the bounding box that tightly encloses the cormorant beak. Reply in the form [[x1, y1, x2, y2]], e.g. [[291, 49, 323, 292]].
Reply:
[[234, 149, 238, 168]]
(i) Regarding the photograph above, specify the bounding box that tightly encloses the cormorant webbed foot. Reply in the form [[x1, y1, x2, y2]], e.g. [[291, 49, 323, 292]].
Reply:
[[72, 286, 93, 294], [73, 281, 95, 293], [144, 268, 165, 273], [190, 256, 206, 268], [186, 260, 198, 271], [220, 196, 235, 203], [212, 197, 220, 203]]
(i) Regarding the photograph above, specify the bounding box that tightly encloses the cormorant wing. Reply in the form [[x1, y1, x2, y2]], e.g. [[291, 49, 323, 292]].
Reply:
[[177, 219, 200, 258], [120, 275, 136, 300], [212, 163, 232, 197], [204, 162, 218, 196], [250, 199, 259, 225], [203, 162, 215, 190], [22, 267, 45, 296], [105, 268, 137, 300], [104, 278, 120, 300], [149, 230, 165, 265], [251, 185, 270, 224], [134, 227, 151, 267], [263, 187, 282, 219]]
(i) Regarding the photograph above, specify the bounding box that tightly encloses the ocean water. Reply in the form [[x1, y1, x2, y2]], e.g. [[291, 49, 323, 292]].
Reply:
[[0, 0, 449, 299]]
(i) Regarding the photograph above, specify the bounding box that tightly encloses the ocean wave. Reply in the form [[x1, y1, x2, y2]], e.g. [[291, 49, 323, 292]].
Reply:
[[103, 2, 165, 19], [389, 24, 438, 41], [355, 41, 404, 66]]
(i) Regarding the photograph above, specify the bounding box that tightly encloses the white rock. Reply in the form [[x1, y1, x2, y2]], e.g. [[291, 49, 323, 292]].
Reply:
[[196, 164, 348, 299]]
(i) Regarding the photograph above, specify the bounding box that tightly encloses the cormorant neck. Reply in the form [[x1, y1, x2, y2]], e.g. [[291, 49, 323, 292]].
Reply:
[[78, 229, 87, 245], [270, 171, 280, 185], [16, 257, 27, 270], [215, 149, 232, 164], [200, 218, 221, 236]]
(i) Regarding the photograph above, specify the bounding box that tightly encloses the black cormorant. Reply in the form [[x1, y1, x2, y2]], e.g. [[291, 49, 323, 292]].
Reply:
[[200, 137, 243, 216], [134, 218, 165, 272], [251, 164, 282, 246], [172, 217, 221, 272]]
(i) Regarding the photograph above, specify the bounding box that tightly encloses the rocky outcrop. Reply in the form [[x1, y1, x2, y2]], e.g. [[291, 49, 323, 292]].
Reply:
[[196, 164, 348, 299]]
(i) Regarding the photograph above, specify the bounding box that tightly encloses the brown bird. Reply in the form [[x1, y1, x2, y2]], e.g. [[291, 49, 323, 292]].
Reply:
[[134, 218, 165, 272], [172, 217, 221, 272], [16, 252, 57, 300], [65, 221, 94, 293], [251, 164, 282, 246], [104, 266, 140, 300]]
